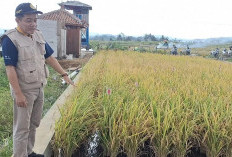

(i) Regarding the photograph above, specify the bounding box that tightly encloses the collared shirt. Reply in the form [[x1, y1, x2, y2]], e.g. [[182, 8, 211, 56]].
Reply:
[[16, 26, 32, 38], [2, 30, 54, 67]]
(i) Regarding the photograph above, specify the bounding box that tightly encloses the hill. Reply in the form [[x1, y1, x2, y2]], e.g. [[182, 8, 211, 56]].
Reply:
[[90, 33, 232, 48]]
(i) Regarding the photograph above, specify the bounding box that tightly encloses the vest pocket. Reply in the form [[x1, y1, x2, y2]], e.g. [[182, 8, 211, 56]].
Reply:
[[24, 66, 38, 83], [18, 45, 33, 60], [36, 40, 46, 55]]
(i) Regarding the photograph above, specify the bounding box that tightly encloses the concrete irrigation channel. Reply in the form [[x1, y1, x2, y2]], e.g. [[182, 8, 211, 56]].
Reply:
[[33, 73, 81, 157], [31, 54, 94, 157]]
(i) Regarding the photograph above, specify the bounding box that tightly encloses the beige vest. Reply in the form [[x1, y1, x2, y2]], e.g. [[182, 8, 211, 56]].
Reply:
[[4, 29, 49, 91]]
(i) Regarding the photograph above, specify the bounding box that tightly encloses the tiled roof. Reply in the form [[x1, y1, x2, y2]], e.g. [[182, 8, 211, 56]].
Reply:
[[38, 9, 87, 27], [59, 1, 92, 10]]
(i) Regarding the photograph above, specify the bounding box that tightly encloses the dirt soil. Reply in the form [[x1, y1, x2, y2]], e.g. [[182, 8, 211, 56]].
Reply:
[[58, 54, 93, 70]]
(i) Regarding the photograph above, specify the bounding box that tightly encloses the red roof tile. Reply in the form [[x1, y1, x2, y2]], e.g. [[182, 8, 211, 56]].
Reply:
[[38, 9, 87, 27]]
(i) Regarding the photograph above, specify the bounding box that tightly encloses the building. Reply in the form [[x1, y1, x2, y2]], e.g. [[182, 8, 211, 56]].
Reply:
[[37, 6, 87, 58], [59, 1, 92, 49]]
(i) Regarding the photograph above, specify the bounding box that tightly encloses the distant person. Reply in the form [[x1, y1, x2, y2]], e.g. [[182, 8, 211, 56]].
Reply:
[[215, 48, 219, 57], [186, 45, 191, 55], [163, 40, 168, 46], [228, 46, 232, 55], [171, 44, 178, 55], [222, 48, 227, 55], [211, 48, 219, 58], [0, 3, 74, 157]]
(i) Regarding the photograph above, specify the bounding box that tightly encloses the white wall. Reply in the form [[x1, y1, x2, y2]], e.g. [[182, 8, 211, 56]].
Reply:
[[37, 19, 58, 57], [60, 29, 67, 57]]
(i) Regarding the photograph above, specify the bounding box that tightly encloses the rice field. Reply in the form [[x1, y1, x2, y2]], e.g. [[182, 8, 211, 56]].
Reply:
[[54, 51, 232, 157]]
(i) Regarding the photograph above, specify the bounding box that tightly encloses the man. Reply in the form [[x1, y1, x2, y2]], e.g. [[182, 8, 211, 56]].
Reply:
[[228, 46, 232, 56], [1, 3, 74, 157], [171, 44, 178, 55], [186, 45, 191, 55]]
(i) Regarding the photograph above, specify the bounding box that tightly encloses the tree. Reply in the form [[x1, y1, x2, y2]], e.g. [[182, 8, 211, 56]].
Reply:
[[144, 33, 157, 41], [117, 34, 122, 41], [150, 34, 157, 41], [125, 36, 132, 41]]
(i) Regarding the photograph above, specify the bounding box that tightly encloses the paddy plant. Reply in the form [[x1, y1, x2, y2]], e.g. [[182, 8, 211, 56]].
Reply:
[[54, 51, 232, 157]]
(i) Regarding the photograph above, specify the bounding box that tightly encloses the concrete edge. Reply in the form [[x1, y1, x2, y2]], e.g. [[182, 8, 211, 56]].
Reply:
[[33, 73, 81, 157]]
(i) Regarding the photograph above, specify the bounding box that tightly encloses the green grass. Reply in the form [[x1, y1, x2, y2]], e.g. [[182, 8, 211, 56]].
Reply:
[[226, 58, 232, 62], [43, 66, 68, 116], [0, 58, 13, 156], [0, 58, 68, 156], [0, 138, 13, 157], [90, 40, 160, 52], [0, 58, 12, 140], [90, 40, 232, 60]]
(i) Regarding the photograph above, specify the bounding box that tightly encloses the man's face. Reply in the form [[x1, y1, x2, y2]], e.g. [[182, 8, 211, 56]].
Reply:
[[16, 14, 37, 34]]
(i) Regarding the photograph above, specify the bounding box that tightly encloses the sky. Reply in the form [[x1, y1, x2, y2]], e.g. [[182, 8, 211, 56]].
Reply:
[[0, 0, 232, 39]]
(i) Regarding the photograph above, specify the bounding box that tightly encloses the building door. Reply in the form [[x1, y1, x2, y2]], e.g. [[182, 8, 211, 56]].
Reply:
[[66, 27, 81, 58]]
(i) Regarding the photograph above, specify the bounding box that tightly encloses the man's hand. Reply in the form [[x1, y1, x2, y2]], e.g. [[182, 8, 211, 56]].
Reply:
[[5, 66, 27, 107], [15, 92, 28, 107], [63, 75, 75, 86], [45, 56, 76, 86]]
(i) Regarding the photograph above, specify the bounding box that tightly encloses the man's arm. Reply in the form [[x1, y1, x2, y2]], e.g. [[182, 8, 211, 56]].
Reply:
[[45, 56, 75, 86], [2, 36, 27, 107], [6, 66, 27, 107]]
